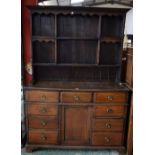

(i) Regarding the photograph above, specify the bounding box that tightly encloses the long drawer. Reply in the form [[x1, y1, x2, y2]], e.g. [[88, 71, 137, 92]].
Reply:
[[61, 92, 92, 103], [28, 130, 58, 145], [28, 116, 58, 129], [25, 90, 59, 102], [93, 118, 124, 131], [92, 132, 123, 146], [27, 104, 58, 116], [95, 92, 128, 103], [95, 105, 127, 117]]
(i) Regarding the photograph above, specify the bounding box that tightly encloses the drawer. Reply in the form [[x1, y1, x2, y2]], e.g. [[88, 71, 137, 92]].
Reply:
[[61, 92, 92, 103], [92, 132, 123, 146], [95, 105, 127, 117], [95, 92, 128, 103], [25, 90, 59, 102], [93, 118, 124, 131], [27, 104, 58, 116], [28, 130, 58, 145], [28, 116, 58, 129]]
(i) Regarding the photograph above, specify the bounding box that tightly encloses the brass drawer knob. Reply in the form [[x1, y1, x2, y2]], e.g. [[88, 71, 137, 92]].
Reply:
[[104, 137, 110, 142], [73, 95, 80, 101], [106, 109, 113, 113], [41, 95, 46, 100], [107, 96, 113, 101], [41, 121, 47, 126], [105, 123, 111, 128], [39, 107, 47, 113], [41, 135, 47, 141]]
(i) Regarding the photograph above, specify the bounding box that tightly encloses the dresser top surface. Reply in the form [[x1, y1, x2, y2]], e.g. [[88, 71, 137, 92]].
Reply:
[[24, 81, 129, 91]]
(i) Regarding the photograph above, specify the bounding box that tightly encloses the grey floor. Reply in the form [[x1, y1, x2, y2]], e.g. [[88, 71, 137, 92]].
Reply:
[[21, 148, 127, 155]]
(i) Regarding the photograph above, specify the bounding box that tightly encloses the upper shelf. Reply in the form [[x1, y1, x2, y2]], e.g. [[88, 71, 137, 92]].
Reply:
[[33, 63, 121, 67], [32, 36, 121, 43], [32, 36, 56, 42]]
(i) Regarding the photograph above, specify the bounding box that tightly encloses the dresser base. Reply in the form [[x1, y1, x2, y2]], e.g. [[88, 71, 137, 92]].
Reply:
[[25, 144, 126, 154]]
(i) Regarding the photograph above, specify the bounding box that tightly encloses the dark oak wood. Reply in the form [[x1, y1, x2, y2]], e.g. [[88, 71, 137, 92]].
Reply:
[[127, 93, 133, 155], [125, 48, 133, 88], [61, 106, 92, 145], [25, 81, 129, 91], [92, 132, 123, 146], [27, 104, 58, 116], [95, 92, 128, 103], [122, 48, 133, 155], [28, 7, 128, 84], [26, 143, 126, 150], [93, 118, 124, 132], [24, 6, 130, 153], [25, 145, 34, 152], [25, 90, 59, 102], [61, 92, 92, 103], [95, 105, 127, 117], [28, 130, 58, 145], [28, 116, 58, 129]]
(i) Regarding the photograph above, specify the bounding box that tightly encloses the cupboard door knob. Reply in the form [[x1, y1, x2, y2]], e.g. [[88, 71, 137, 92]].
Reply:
[[107, 96, 113, 101], [40, 107, 47, 113], [41, 135, 47, 140], [104, 137, 110, 142], [41, 121, 47, 126], [106, 109, 113, 113], [106, 123, 111, 128], [41, 95, 46, 100], [73, 96, 80, 101]]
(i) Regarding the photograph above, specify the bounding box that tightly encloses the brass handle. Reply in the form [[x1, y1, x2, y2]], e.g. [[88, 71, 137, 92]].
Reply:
[[73, 95, 80, 101], [41, 121, 47, 126], [106, 109, 113, 113], [41, 95, 46, 100], [106, 123, 111, 128], [107, 96, 113, 101], [39, 107, 47, 113], [41, 135, 47, 140], [104, 137, 110, 142]]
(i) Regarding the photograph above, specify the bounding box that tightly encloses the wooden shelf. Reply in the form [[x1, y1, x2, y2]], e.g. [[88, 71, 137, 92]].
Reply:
[[33, 63, 121, 67], [32, 36, 121, 43], [57, 37, 98, 40], [31, 81, 128, 91], [32, 36, 56, 42], [100, 37, 121, 43]]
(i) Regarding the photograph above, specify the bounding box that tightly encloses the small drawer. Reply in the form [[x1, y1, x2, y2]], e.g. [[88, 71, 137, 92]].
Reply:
[[27, 104, 58, 116], [61, 92, 92, 103], [95, 92, 128, 103], [92, 132, 123, 146], [95, 105, 127, 117], [28, 130, 58, 145], [25, 90, 59, 102], [93, 118, 124, 131], [28, 116, 58, 129]]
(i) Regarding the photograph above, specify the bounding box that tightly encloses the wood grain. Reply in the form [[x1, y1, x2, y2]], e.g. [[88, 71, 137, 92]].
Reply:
[[95, 105, 127, 117], [25, 90, 59, 102], [27, 104, 58, 116], [95, 92, 128, 103]]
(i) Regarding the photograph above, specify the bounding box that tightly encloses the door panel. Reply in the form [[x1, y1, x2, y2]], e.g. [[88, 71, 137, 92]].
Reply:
[[61, 106, 92, 145]]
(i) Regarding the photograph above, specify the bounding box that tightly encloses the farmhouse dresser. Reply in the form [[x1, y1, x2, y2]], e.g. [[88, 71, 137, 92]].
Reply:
[[23, 6, 130, 153]]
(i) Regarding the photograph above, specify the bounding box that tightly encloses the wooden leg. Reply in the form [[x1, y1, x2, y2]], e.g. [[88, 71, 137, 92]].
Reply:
[[118, 148, 127, 154], [26, 146, 34, 152]]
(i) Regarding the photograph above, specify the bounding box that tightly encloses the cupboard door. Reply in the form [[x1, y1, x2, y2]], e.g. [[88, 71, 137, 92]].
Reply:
[[61, 106, 92, 145]]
